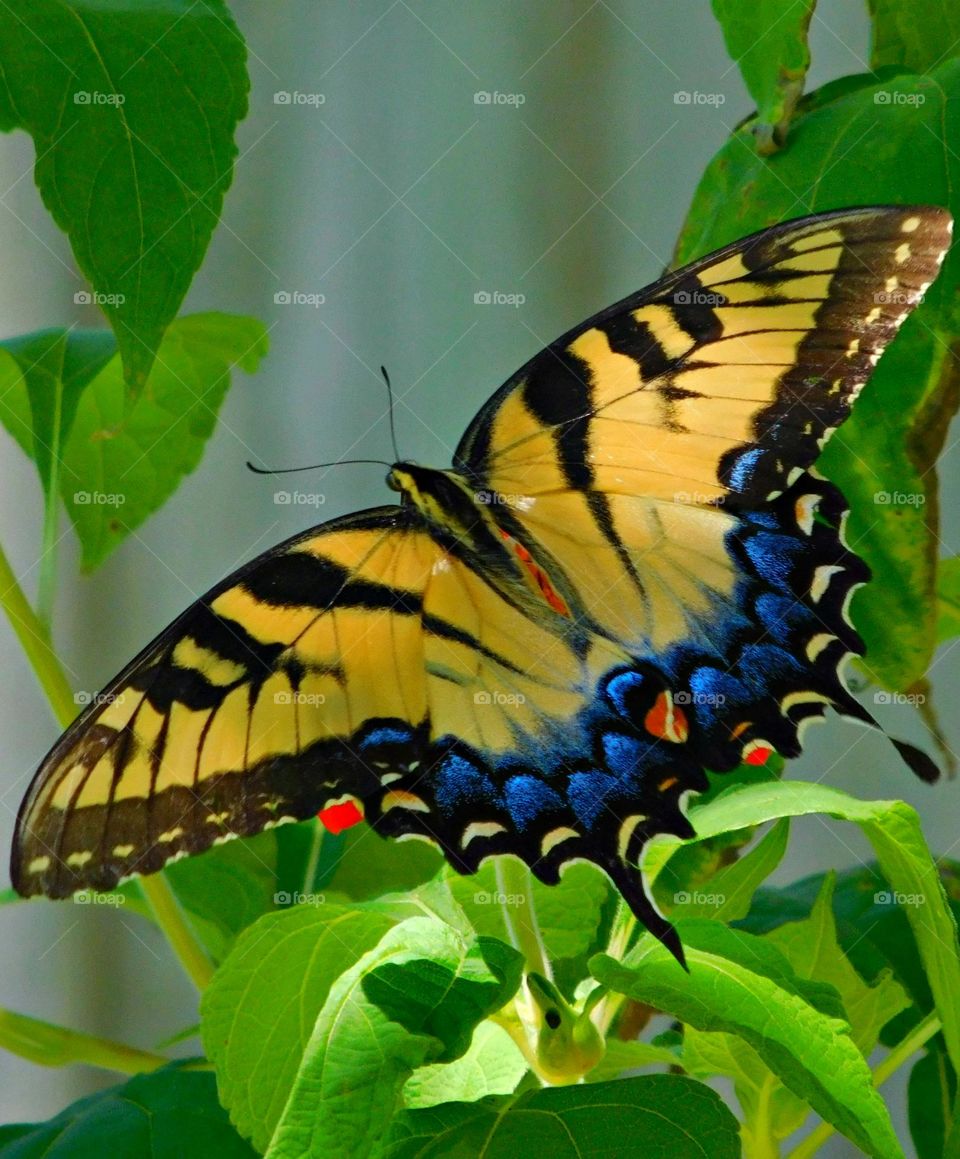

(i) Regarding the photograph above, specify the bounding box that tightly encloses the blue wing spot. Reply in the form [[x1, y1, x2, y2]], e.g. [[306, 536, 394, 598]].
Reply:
[[743, 532, 804, 589], [727, 447, 764, 492], [755, 592, 808, 642], [503, 775, 563, 831], [738, 643, 805, 691], [601, 731, 651, 778], [689, 667, 753, 727], [567, 770, 621, 828], [434, 753, 497, 815], [602, 669, 649, 721], [360, 725, 415, 750]]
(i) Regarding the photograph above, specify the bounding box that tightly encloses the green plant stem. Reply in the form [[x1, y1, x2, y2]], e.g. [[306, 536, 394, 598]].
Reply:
[[0, 539, 75, 727], [594, 898, 636, 1035], [786, 1011, 942, 1159], [0, 1006, 167, 1075], [139, 875, 215, 991], [495, 858, 551, 980], [36, 480, 60, 633], [0, 535, 214, 993], [301, 819, 324, 895]]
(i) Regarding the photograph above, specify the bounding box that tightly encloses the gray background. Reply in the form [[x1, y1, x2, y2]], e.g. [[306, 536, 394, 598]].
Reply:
[[0, 4, 955, 1154]]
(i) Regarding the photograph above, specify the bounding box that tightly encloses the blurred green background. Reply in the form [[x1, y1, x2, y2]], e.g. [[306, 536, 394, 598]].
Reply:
[[0, 4, 955, 1152]]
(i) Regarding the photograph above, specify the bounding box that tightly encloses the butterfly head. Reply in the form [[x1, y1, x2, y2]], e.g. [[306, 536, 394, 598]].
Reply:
[[387, 462, 487, 532]]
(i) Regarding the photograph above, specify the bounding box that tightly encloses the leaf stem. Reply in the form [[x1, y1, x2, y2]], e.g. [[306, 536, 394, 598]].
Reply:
[[36, 475, 60, 633], [0, 536, 214, 992], [785, 1011, 942, 1159], [495, 857, 551, 980], [0, 1006, 167, 1075], [593, 897, 636, 1034], [0, 539, 76, 726]]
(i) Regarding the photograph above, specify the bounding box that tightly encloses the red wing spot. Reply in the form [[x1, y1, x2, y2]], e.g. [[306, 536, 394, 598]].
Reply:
[[744, 746, 773, 767], [499, 527, 570, 616], [318, 800, 364, 833], [644, 691, 690, 744]]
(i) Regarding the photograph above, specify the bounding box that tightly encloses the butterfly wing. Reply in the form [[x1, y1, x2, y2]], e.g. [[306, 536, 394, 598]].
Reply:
[[12, 505, 617, 904]]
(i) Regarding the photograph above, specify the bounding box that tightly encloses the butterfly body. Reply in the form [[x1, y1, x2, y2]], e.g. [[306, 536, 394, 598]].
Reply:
[[12, 206, 951, 962]]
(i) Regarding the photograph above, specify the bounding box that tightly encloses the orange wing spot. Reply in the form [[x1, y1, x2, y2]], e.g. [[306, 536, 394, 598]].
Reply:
[[644, 691, 690, 744], [730, 720, 752, 739], [658, 776, 679, 792], [498, 527, 570, 616], [744, 744, 774, 766], [318, 799, 364, 833]]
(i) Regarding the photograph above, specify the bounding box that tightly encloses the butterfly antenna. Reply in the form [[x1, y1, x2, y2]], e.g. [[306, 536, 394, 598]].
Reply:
[[381, 365, 402, 464], [246, 458, 391, 476]]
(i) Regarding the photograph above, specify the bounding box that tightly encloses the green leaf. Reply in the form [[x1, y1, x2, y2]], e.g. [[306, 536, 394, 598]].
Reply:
[[680, 781, 960, 1074], [0, 1, 249, 390], [117, 832, 282, 964], [386, 1075, 741, 1159], [265, 917, 522, 1159], [447, 857, 610, 961], [764, 873, 910, 1054], [592, 923, 902, 1159], [323, 824, 443, 900], [682, 1027, 810, 1145], [402, 1022, 527, 1109], [711, 0, 816, 151], [0, 1063, 256, 1158], [908, 1048, 957, 1159], [0, 315, 268, 570], [937, 556, 960, 643], [586, 1037, 680, 1082], [69, 313, 267, 568], [201, 904, 395, 1154], [867, 0, 960, 72], [675, 61, 960, 690], [662, 817, 790, 923]]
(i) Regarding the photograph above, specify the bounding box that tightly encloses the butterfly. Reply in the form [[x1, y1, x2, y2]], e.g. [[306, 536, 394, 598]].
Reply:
[[11, 205, 951, 966]]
